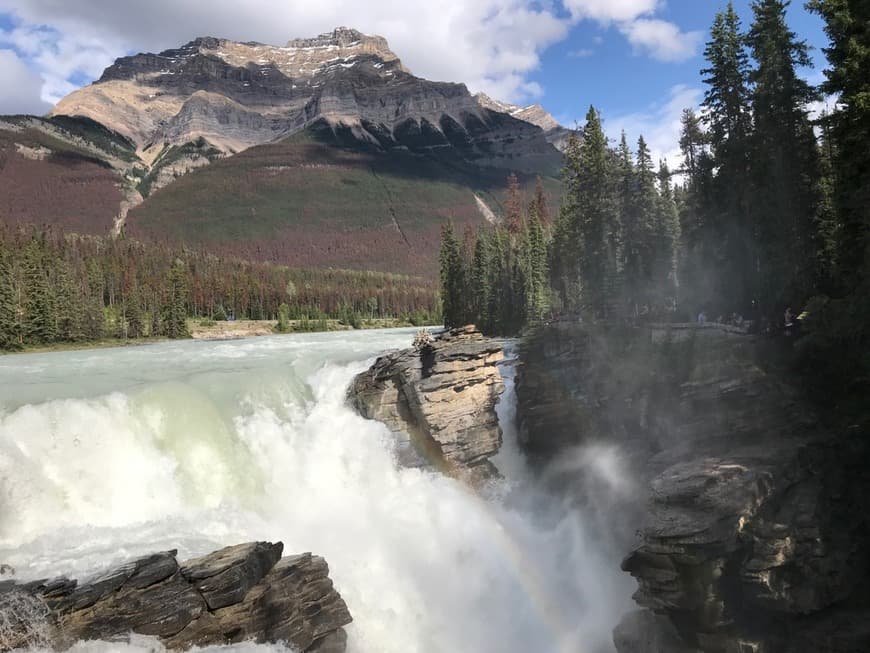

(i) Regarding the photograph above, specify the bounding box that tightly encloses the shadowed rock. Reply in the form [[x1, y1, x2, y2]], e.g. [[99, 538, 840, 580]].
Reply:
[[515, 322, 870, 653]]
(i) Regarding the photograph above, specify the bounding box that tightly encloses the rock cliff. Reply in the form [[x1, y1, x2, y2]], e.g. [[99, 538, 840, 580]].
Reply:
[[0, 542, 351, 652], [515, 322, 870, 652], [51, 27, 561, 175], [349, 326, 505, 485]]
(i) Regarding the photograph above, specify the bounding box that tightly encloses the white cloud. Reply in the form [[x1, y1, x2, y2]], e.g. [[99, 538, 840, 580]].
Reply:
[[606, 84, 702, 170], [620, 18, 703, 62], [0, 0, 702, 113], [562, 0, 660, 23], [0, 48, 51, 115]]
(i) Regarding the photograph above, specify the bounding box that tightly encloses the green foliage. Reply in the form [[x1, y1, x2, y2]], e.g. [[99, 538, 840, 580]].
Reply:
[[0, 248, 20, 351], [275, 303, 291, 333], [0, 226, 439, 350]]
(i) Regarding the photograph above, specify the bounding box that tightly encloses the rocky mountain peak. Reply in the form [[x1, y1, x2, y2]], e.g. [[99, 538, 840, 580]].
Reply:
[[473, 92, 569, 148]]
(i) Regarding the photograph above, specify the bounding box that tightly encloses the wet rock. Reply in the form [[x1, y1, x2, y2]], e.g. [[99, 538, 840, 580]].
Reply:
[[0, 542, 351, 652], [516, 322, 870, 652], [350, 325, 505, 485]]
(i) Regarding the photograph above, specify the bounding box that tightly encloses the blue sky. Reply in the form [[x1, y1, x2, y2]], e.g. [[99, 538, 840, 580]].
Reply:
[[0, 0, 829, 163], [537, 0, 827, 125]]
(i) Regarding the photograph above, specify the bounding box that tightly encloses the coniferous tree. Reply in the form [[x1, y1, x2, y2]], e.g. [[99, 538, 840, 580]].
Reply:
[[523, 204, 549, 321], [471, 231, 491, 331], [748, 0, 821, 313], [575, 106, 619, 317], [700, 1, 755, 314], [807, 0, 870, 292], [655, 160, 680, 310], [54, 260, 83, 342], [551, 130, 583, 310], [624, 136, 659, 311], [22, 238, 56, 344], [164, 259, 189, 339], [439, 221, 467, 328], [0, 248, 20, 350]]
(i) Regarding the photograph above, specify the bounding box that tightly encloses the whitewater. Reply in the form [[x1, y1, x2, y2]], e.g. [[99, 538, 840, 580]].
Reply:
[[0, 328, 633, 653]]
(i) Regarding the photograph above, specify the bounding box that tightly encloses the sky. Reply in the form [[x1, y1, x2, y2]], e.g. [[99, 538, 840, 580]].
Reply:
[[0, 0, 828, 165]]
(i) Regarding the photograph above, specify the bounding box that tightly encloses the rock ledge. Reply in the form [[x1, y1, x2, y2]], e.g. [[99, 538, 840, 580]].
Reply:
[[0, 542, 351, 652]]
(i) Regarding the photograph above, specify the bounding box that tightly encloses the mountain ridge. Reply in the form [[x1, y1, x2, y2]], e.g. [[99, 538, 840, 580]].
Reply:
[[1, 27, 567, 276]]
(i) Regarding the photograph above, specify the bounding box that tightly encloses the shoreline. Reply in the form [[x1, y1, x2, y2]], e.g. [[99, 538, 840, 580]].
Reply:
[[2, 318, 436, 356]]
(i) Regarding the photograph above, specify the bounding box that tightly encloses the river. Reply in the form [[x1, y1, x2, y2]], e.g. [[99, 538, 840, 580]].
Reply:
[[0, 329, 632, 653]]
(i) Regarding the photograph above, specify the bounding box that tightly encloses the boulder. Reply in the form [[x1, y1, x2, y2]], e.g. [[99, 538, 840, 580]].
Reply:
[[0, 542, 351, 652], [350, 325, 505, 485]]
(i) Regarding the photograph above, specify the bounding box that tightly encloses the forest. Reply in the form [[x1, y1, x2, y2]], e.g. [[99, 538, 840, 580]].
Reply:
[[439, 0, 869, 403], [0, 226, 440, 351]]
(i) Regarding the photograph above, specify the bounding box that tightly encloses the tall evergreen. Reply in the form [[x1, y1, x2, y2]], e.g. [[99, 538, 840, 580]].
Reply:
[[807, 0, 870, 292], [523, 204, 549, 321], [439, 221, 467, 328], [0, 248, 20, 350], [654, 161, 680, 309], [470, 231, 491, 331], [575, 106, 619, 317], [700, 1, 755, 313], [164, 259, 189, 339], [748, 0, 821, 312], [22, 238, 56, 344]]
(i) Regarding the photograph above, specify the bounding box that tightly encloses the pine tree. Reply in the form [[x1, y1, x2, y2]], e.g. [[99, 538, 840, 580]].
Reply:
[[623, 135, 659, 311], [654, 160, 680, 310], [439, 221, 467, 328], [54, 260, 83, 342], [748, 0, 821, 313], [164, 259, 189, 339], [22, 238, 56, 344], [701, 1, 755, 314], [126, 286, 145, 338], [550, 129, 583, 310], [470, 231, 491, 331], [574, 106, 620, 317], [523, 204, 549, 321], [807, 0, 870, 292], [0, 249, 20, 351]]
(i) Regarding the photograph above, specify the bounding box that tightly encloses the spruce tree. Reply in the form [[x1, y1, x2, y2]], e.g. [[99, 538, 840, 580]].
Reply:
[[164, 259, 189, 339], [807, 0, 870, 292], [654, 160, 680, 310], [701, 1, 755, 314], [470, 231, 491, 331], [22, 238, 56, 344], [439, 221, 466, 328], [748, 0, 821, 313], [575, 106, 619, 317], [0, 249, 20, 351]]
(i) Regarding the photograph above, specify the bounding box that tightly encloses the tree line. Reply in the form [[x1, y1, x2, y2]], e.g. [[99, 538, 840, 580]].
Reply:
[[0, 226, 440, 351], [440, 0, 869, 383]]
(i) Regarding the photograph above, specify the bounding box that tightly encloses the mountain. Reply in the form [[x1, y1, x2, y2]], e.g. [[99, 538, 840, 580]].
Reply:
[[0, 28, 564, 276], [473, 93, 573, 151]]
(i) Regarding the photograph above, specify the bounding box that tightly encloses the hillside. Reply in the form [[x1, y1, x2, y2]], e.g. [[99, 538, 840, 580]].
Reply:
[[128, 124, 561, 276], [0, 27, 567, 276], [0, 115, 141, 234]]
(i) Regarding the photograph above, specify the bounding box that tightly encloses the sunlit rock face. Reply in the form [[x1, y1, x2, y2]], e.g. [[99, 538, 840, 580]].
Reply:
[[349, 325, 505, 486], [516, 322, 870, 653], [50, 28, 561, 172]]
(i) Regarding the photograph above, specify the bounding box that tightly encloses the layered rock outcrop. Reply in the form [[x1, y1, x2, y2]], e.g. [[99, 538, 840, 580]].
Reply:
[[51, 28, 562, 174], [349, 326, 505, 485], [516, 322, 870, 652], [0, 542, 351, 652]]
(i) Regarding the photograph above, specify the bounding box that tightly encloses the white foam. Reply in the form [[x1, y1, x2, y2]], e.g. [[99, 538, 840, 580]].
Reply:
[[0, 331, 632, 652]]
